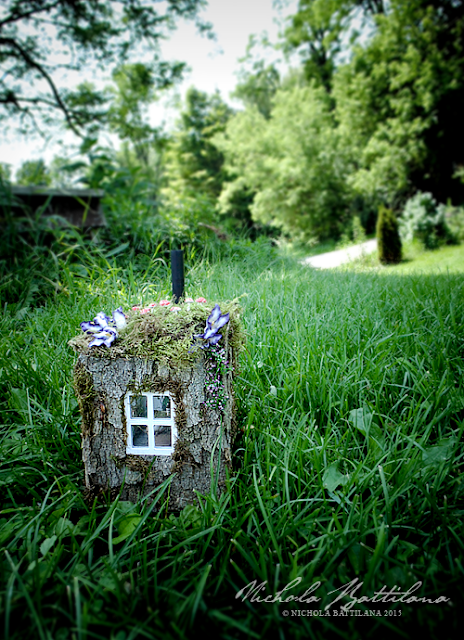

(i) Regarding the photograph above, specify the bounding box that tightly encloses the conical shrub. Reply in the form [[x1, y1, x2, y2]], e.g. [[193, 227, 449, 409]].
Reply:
[[376, 206, 402, 264]]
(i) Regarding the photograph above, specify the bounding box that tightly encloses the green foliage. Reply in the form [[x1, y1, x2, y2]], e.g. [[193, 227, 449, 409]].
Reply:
[[165, 0, 464, 239], [64, 144, 161, 197], [1, 244, 464, 637], [0, 181, 88, 305], [0, 163, 12, 181], [0, 0, 206, 135], [283, 0, 354, 90], [47, 156, 84, 189], [337, 214, 367, 248], [162, 88, 233, 209], [441, 204, 464, 243], [101, 172, 227, 263], [333, 0, 464, 203], [232, 57, 280, 119], [214, 176, 255, 232], [376, 205, 402, 264], [215, 83, 351, 241], [106, 63, 169, 166], [0, 163, 239, 309], [15, 160, 51, 187], [399, 192, 454, 249]]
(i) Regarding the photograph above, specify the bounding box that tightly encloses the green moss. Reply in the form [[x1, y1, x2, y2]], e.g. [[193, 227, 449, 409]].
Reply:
[[124, 455, 158, 475], [172, 438, 199, 472], [68, 300, 246, 367], [83, 484, 120, 504], [73, 360, 96, 437]]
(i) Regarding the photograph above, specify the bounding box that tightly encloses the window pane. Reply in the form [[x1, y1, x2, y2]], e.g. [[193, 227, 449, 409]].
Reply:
[[132, 425, 148, 447], [130, 395, 147, 418], [153, 395, 171, 418], [154, 424, 171, 447]]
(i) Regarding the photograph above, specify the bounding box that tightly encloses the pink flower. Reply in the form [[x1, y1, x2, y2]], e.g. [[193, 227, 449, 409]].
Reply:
[[185, 297, 194, 303], [148, 302, 157, 307], [159, 300, 171, 306], [140, 308, 151, 314], [132, 306, 140, 311], [195, 297, 207, 303], [170, 306, 181, 313]]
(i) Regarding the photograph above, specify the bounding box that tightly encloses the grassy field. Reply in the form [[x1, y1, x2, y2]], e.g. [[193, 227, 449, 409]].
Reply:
[[346, 241, 464, 275], [1, 240, 463, 639]]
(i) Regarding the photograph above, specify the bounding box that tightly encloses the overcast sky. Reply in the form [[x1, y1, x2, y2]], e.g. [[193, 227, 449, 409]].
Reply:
[[0, 0, 298, 176]]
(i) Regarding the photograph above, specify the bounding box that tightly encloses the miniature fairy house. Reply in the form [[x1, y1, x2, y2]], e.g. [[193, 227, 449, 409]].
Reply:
[[69, 300, 244, 510]]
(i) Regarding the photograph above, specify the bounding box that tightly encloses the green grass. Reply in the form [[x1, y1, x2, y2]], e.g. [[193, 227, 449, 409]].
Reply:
[[1, 240, 463, 639], [346, 241, 464, 275], [391, 242, 464, 274]]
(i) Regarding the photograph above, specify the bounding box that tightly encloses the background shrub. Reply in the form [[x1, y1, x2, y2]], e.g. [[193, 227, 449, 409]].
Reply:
[[399, 192, 455, 249], [439, 203, 464, 243]]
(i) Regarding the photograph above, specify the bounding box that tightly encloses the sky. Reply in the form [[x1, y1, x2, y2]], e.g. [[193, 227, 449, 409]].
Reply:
[[0, 0, 299, 177]]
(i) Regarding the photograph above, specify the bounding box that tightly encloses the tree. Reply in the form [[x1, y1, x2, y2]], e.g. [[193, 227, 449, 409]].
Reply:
[[283, 0, 389, 90], [283, 0, 361, 91], [162, 88, 234, 206], [0, 0, 207, 136], [232, 34, 281, 119], [376, 205, 402, 264], [106, 62, 165, 167], [232, 60, 280, 120], [215, 84, 352, 241], [283, 1, 464, 206], [332, 0, 464, 204]]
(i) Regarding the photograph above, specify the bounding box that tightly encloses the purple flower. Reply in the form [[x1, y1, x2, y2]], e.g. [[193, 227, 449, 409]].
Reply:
[[80, 307, 127, 348], [195, 304, 230, 348]]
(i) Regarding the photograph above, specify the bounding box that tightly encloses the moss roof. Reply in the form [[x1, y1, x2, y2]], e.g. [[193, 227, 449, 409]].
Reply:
[[68, 300, 245, 367]]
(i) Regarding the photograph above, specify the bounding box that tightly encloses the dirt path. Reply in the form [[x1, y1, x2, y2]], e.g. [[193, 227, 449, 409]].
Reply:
[[301, 239, 377, 269]]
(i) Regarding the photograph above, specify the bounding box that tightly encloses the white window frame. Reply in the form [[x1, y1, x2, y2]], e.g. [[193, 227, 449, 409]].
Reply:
[[124, 391, 177, 456]]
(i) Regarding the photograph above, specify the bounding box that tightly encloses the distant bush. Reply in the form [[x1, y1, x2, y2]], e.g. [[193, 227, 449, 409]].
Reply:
[[337, 215, 367, 248], [439, 203, 464, 243], [399, 192, 455, 249], [376, 206, 402, 264]]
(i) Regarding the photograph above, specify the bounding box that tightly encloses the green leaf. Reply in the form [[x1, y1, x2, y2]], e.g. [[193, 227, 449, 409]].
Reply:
[[0, 472, 16, 487], [105, 242, 130, 258], [180, 504, 202, 528], [80, 137, 98, 154], [99, 572, 119, 592], [348, 407, 373, 434], [54, 517, 75, 536], [322, 464, 349, 492], [40, 535, 57, 557], [114, 500, 138, 516], [9, 388, 29, 413], [113, 513, 142, 544], [348, 407, 385, 458], [422, 438, 457, 467]]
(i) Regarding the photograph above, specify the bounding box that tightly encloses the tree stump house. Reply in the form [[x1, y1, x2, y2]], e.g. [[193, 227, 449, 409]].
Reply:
[[70, 301, 243, 510]]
